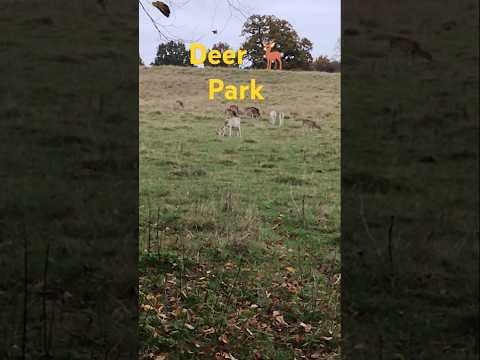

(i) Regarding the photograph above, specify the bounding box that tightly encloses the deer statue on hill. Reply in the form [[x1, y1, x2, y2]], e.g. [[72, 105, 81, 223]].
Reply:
[[263, 41, 283, 71]]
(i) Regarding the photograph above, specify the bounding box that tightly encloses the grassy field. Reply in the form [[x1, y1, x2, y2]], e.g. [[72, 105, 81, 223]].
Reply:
[[139, 65, 341, 359]]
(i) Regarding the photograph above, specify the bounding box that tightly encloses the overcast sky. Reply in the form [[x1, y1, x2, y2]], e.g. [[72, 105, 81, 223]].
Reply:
[[139, 0, 340, 66]]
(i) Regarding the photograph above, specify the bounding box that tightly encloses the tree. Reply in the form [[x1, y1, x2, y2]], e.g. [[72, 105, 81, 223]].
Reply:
[[151, 41, 193, 66], [312, 55, 340, 73], [205, 42, 239, 68], [240, 15, 313, 70]]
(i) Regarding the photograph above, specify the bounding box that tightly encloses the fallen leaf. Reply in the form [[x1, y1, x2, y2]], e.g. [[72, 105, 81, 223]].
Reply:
[[152, 1, 170, 17], [218, 334, 229, 344], [274, 314, 288, 326], [300, 322, 312, 333], [286, 266, 296, 273], [185, 323, 195, 330], [141, 304, 154, 311], [203, 327, 216, 335], [293, 334, 304, 343]]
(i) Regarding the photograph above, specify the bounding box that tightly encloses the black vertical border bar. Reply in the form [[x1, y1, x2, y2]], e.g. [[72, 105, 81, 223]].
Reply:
[[0, 1, 139, 358], [342, 0, 478, 359]]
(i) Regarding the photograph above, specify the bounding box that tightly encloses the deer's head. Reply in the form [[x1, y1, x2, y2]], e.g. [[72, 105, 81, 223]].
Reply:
[[263, 41, 276, 52]]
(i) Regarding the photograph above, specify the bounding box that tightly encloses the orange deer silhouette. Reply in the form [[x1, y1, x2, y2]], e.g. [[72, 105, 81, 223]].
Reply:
[[263, 41, 283, 70]]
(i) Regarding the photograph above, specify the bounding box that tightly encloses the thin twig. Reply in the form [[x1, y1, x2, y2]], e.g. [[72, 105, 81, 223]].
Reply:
[[139, 0, 169, 41]]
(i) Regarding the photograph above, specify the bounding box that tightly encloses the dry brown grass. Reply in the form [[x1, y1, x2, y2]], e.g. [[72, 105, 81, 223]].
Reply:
[[139, 65, 340, 121]]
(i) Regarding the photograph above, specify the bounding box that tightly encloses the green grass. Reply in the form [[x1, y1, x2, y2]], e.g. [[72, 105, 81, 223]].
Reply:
[[139, 66, 340, 359]]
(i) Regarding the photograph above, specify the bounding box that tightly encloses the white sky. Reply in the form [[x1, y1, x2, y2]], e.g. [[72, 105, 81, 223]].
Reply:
[[139, 0, 341, 66]]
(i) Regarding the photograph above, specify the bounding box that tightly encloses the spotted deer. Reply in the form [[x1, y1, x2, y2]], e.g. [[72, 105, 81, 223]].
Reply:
[[269, 110, 285, 126], [217, 117, 241, 137]]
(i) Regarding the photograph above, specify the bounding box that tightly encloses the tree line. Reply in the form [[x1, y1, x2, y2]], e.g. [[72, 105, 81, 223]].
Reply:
[[140, 15, 340, 72]]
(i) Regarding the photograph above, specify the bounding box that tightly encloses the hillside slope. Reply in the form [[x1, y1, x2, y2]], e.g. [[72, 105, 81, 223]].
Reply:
[[139, 66, 341, 360]]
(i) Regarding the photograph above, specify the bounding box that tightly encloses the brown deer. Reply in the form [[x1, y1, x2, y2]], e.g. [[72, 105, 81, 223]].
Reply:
[[244, 106, 261, 119], [175, 100, 184, 109], [225, 104, 241, 117], [388, 36, 432, 62], [302, 119, 321, 131], [263, 41, 283, 70], [372, 34, 433, 64]]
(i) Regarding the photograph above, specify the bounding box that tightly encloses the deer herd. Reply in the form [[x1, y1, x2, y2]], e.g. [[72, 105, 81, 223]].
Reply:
[[214, 104, 320, 137]]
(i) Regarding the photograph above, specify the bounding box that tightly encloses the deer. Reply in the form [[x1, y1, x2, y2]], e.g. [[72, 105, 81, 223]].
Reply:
[[244, 106, 261, 119], [263, 41, 283, 71], [371, 34, 433, 65], [302, 119, 321, 131], [388, 36, 432, 63], [225, 108, 238, 118], [175, 100, 184, 109], [225, 104, 241, 117], [269, 110, 285, 127], [217, 117, 241, 137]]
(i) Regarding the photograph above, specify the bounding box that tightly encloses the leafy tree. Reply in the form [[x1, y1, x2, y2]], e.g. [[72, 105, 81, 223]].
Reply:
[[240, 15, 313, 70], [205, 42, 239, 68], [312, 55, 340, 73], [151, 41, 192, 66]]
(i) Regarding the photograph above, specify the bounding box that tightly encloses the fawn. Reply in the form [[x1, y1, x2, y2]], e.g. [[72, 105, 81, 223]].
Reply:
[[263, 41, 283, 70], [217, 117, 241, 137], [269, 110, 285, 126]]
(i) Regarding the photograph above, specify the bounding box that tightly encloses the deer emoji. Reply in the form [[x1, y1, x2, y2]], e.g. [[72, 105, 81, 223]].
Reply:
[[263, 41, 283, 70]]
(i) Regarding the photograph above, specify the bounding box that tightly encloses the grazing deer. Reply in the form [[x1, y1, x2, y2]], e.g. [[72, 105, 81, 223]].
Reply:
[[225, 104, 241, 117], [225, 108, 237, 117], [217, 117, 241, 137], [372, 34, 432, 65], [244, 106, 261, 119], [302, 119, 321, 131], [269, 110, 285, 126], [263, 41, 283, 70], [175, 100, 184, 109], [388, 36, 432, 63]]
